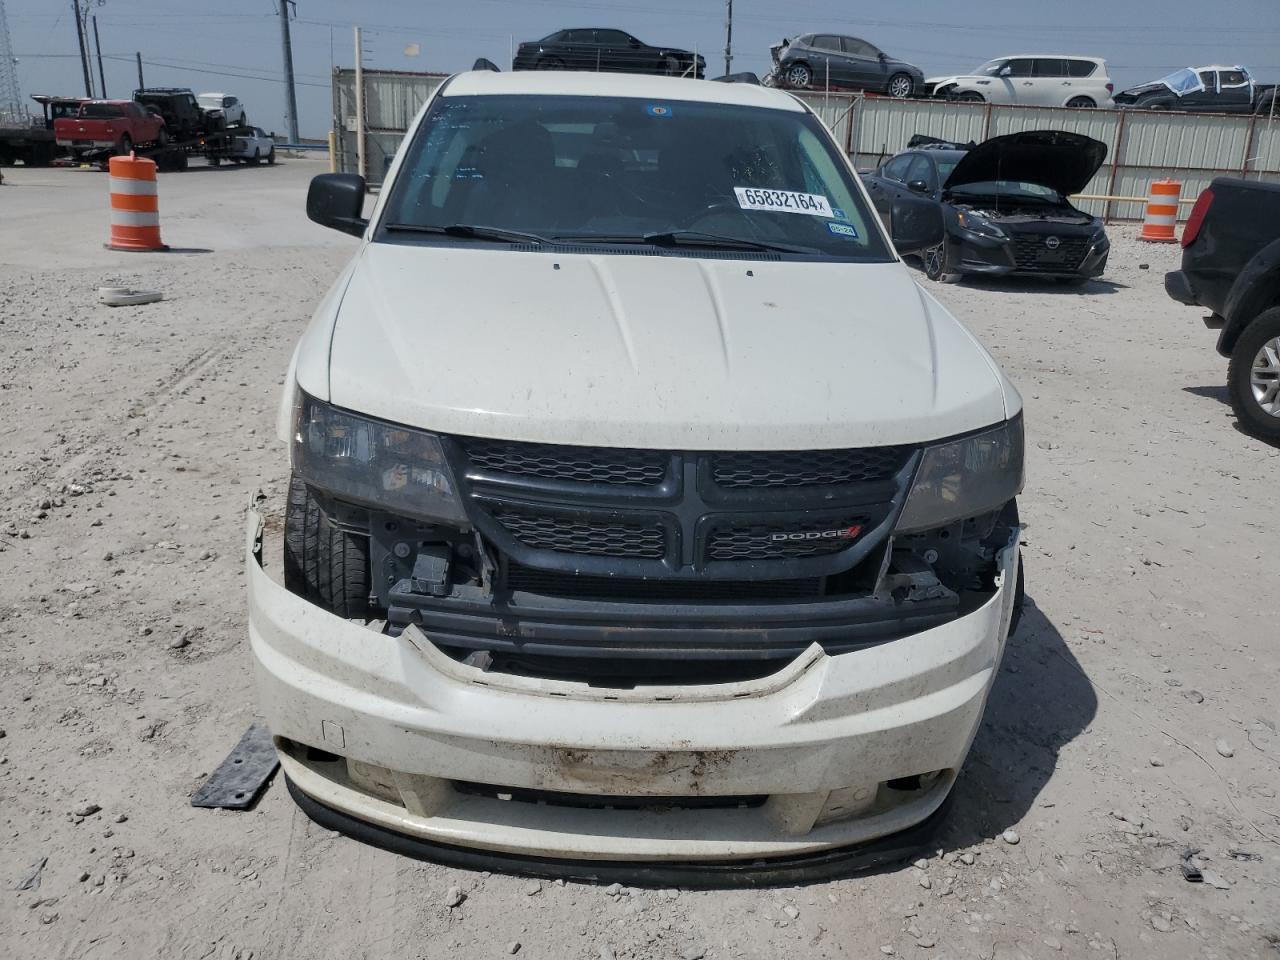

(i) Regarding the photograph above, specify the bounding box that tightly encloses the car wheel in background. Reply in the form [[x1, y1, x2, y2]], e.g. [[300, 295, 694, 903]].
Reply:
[[267, 148, 276, 165], [922, 241, 951, 282], [116, 134, 133, 156], [956, 91, 985, 103], [284, 475, 371, 618], [1066, 96, 1096, 108], [1228, 307, 1280, 443], [536, 56, 566, 70], [887, 73, 913, 99], [784, 62, 813, 88], [156, 128, 169, 147], [249, 148, 261, 166]]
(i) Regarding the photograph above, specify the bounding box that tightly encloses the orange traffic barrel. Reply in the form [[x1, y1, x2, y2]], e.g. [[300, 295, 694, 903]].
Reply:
[[1138, 179, 1181, 243], [107, 153, 168, 251]]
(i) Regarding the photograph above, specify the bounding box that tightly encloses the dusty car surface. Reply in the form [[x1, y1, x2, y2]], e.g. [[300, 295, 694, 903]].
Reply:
[[863, 130, 1111, 283], [249, 70, 1025, 877]]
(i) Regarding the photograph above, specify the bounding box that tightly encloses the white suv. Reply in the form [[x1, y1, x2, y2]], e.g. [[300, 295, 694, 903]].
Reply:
[[250, 70, 1024, 877], [928, 56, 1114, 108]]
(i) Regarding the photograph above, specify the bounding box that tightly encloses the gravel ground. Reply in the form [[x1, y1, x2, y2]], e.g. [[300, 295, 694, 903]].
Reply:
[[1, 158, 1278, 960]]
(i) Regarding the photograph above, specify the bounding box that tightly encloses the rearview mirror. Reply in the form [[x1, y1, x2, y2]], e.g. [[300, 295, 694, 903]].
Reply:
[[307, 173, 368, 237], [907, 179, 930, 194], [890, 196, 945, 254]]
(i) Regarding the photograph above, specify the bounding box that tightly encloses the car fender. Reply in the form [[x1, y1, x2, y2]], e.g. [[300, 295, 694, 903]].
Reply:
[[1217, 238, 1280, 356]]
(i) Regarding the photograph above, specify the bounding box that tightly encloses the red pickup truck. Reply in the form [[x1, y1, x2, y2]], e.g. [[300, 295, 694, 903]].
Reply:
[[53, 100, 167, 157]]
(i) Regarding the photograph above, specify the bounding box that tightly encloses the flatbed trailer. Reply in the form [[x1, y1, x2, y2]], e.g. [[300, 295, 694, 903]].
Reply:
[[69, 123, 255, 172]]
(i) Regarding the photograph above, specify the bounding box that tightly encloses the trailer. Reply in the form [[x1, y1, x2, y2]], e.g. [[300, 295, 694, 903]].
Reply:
[[0, 95, 84, 166]]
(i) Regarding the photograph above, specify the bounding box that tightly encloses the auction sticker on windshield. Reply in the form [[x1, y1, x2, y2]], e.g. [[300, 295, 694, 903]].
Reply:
[[734, 187, 833, 217]]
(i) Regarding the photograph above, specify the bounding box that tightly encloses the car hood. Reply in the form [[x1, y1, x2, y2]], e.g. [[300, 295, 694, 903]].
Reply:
[[942, 129, 1108, 197], [925, 73, 982, 86], [1116, 80, 1168, 98], [318, 243, 1015, 449]]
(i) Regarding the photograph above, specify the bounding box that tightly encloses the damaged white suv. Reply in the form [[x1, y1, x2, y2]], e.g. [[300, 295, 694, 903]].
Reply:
[[248, 69, 1025, 880]]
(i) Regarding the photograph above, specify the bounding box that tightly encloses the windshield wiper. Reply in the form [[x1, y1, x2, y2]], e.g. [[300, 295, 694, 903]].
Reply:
[[384, 223, 549, 246], [555, 231, 820, 255]]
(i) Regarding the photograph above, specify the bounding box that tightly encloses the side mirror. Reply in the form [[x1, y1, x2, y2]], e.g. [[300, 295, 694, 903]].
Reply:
[[307, 173, 368, 237], [999, 65, 1013, 77], [878, 52, 888, 62], [907, 179, 930, 194], [890, 196, 945, 254]]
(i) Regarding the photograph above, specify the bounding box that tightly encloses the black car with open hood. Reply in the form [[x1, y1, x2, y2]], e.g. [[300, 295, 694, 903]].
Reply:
[[862, 129, 1111, 283]]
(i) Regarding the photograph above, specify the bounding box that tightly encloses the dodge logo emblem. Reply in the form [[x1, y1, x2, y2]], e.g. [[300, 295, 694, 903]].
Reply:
[[1045, 236, 1061, 250], [770, 525, 863, 543]]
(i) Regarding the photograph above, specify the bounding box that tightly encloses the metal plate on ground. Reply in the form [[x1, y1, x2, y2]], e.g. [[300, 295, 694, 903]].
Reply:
[[191, 721, 279, 810]]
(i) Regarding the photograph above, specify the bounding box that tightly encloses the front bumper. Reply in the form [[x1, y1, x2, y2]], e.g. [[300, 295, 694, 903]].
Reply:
[[247, 503, 1019, 864], [948, 230, 1110, 280]]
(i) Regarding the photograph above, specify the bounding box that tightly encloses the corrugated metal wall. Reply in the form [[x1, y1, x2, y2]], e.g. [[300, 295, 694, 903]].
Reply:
[[797, 91, 1280, 221], [332, 69, 1280, 211], [332, 68, 447, 185]]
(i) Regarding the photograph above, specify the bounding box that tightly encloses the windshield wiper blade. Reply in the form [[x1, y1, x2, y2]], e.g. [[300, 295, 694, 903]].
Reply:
[[554, 231, 819, 255], [384, 223, 549, 245]]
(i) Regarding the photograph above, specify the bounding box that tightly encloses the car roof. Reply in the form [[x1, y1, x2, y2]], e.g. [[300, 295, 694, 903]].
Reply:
[[1189, 64, 1246, 72], [995, 54, 1106, 62], [197, 92, 227, 98], [444, 70, 806, 112]]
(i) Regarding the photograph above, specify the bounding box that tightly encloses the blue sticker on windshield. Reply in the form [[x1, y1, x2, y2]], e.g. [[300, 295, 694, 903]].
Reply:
[[831, 207, 847, 220], [827, 221, 859, 238], [646, 104, 673, 118]]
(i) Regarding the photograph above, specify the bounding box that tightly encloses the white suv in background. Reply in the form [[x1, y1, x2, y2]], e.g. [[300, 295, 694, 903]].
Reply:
[[197, 91, 247, 127], [928, 56, 1114, 108]]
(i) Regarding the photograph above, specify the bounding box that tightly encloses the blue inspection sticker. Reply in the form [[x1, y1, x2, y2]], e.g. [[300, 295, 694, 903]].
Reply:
[[831, 207, 848, 220], [827, 221, 859, 238], [646, 104, 673, 118]]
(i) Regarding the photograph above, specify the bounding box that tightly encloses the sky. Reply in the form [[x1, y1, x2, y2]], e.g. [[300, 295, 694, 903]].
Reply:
[[7, 0, 1280, 139]]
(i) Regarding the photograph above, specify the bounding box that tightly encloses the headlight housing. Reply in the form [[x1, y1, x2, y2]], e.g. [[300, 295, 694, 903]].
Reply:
[[291, 391, 468, 525], [955, 210, 1007, 240], [896, 417, 1024, 533]]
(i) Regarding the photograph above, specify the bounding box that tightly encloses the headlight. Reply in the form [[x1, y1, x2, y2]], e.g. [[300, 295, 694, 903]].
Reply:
[[291, 391, 468, 525], [956, 210, 1007, 240], [896, 417, 1024, 533]]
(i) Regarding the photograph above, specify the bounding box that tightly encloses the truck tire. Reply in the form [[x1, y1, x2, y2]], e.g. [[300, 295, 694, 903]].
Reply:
[[1227, 306, 1280, 443], [284, 475, 371, 618], [116, 134, 133, 157]]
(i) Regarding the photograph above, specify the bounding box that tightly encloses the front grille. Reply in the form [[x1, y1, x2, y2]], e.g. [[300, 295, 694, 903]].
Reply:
[[453, 781, 767, 810], [505, 563, 824, 601], [460, 437, 667, 486], [1012, 236, 1090, 272], [706, 517, 867, 561], [492, 510, 665, 559], [711, 448, 911, 488]]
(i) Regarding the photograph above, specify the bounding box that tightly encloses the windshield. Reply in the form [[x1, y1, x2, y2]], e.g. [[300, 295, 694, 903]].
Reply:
[[975, 59, 1007, 77], [197, 95, 221, 108], [1159, 68, 1202, 96], [379, 94, 891, 261], [935, 157, 963, 183], [949, 180, 1061, 202]]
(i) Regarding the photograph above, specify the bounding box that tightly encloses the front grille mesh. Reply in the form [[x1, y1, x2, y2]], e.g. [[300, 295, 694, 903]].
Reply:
[[505, 563, 824, 601], [461, 438, 667, 486], [707, 517, 867, 561], [1012, 236, 1090, 272], [711, 448, 910, 488], [493, 510, 665, 559]]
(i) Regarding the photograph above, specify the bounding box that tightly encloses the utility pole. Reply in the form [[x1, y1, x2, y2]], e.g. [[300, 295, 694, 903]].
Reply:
[[723, 0, 732, 77], [92, 15, 106, 98], [71, 0, 93, 97], [278, 0, 300, 142], [135, 51, 144, 90], [354, 26, 366, 179]]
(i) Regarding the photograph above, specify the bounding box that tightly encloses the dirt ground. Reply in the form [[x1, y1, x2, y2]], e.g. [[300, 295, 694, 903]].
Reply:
[[1, 158, 1277, 960]]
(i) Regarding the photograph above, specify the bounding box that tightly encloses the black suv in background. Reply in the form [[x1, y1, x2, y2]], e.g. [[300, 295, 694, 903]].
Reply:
[[770, 34, 923, 97], [1166, 178, 1280, 442], [513, 29, 705, 77]]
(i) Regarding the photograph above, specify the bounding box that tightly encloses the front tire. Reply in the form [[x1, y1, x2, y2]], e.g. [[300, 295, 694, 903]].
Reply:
[[116, 134, 133, 157], [922, 241, 951, 282], [887, 73, 913, 99], [284, 476, 371, 618], [956, 91, 985, 103], [1227, 307, 1280, 443], [249, 148, 261, 166], [1066, 96, 1096, 108], [267, 148, 276, 165], [784, 62, 812, 88]]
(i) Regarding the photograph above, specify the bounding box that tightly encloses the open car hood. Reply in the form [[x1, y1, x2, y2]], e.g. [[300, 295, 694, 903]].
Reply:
[[942, 129, 1108, 197]]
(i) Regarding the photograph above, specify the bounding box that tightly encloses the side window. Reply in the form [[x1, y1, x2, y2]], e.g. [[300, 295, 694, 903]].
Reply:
[[224, 97, 236, 108], [905, 154, 935, 189], [882, 154, 912, 182], [1005, 59, 1035, 77], [1198, 71, 1217, 90], [565, 30, 593, 43], [1220, 70, 1248, 87], [596, 30, 629, 45], [1067, 60, 1097, 78], [1033, 59, 1067, 77], [812, 35, 842, 52], [842, 38, 874, 57]]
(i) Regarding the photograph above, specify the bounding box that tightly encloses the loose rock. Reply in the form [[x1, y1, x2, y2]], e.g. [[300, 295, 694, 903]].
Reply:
[[506, 943, 521, 955], [444, 885, 464, 907], [681, 948, 706, 960], [782, 904, 800, 920], [74, 802, 101, 818], [1149, 756, 1164, 767], [1001, 829, 1020, 845], [1150, 915, 1174, 933], [1214, 739, 1234, 758]]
